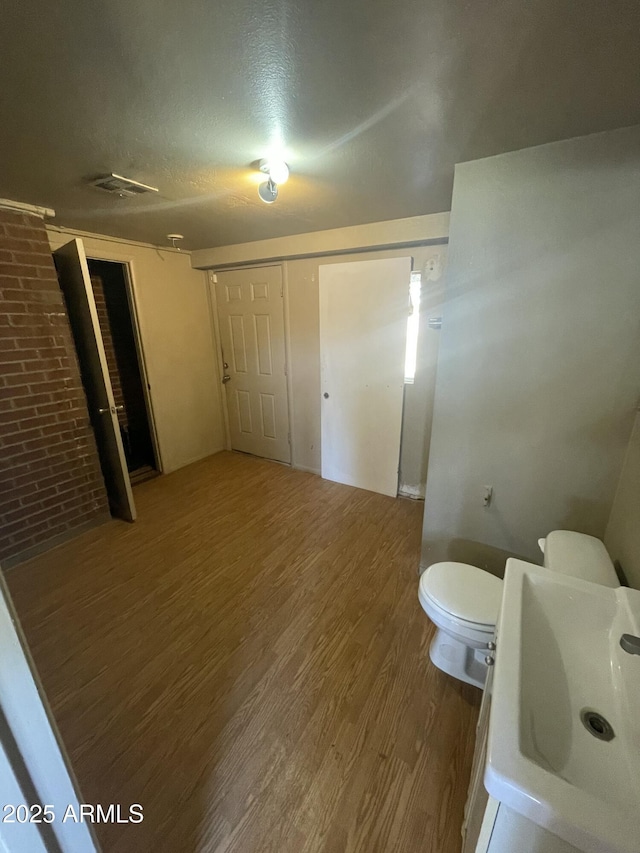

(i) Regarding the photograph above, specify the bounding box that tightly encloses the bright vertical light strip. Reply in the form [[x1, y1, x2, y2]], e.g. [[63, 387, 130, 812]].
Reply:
[[404, 273, 422, 383]]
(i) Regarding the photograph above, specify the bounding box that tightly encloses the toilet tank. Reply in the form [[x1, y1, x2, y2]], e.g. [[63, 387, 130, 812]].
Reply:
[[540, 530, 618, 588]]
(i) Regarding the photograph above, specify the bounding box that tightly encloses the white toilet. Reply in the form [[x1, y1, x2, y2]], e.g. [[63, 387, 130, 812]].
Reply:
[[418, 530, 619, 689]]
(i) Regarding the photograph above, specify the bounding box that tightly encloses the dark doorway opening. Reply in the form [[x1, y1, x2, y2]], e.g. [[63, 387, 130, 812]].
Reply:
[[86, 259, 158, 482]]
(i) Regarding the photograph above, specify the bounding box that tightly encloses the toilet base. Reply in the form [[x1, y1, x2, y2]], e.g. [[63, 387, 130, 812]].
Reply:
[[429, 628, 489, 689]]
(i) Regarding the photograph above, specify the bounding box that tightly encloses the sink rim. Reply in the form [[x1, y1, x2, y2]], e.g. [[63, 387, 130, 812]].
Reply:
[[485, 559, 640, 853]]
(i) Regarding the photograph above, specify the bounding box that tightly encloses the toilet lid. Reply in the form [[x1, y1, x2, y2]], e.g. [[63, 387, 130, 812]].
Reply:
[[420, 562, 502, 627]]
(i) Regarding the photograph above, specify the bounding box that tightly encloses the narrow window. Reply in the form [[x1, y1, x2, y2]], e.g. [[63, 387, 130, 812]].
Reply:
[[404, 272, 422, 384]]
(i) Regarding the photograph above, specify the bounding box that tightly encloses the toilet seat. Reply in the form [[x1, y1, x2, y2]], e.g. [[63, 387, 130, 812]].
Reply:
[[418, 561, 503, 688], [419, 562, 502, 630], [420, 592, 496, 635]]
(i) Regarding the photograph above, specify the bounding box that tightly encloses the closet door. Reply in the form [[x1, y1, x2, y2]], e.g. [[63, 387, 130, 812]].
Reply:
[[54, 239, 136, 522], [319, 257, 412, 497]]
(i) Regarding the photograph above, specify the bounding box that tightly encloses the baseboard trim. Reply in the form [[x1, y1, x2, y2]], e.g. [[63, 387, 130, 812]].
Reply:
[[398, 485, 425, 500], [162, 446, 227, 475], [292, 464, 321, 475], [2, 514, 112, 570]]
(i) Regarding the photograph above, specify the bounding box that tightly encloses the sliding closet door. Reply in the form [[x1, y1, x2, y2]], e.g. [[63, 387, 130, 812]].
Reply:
[[319, 257, 412, 497]]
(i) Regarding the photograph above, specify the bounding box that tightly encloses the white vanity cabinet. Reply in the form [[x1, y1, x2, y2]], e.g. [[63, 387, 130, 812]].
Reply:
[[461, 653, 493, 853], [480, 801, 583, 853]]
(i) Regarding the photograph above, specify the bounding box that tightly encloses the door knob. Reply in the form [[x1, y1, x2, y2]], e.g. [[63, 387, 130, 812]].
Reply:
[[222, 375, 231, 384]]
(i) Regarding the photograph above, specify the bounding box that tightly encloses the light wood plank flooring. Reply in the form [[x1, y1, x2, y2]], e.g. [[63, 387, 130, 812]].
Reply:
[[6, 451, 480, 853]]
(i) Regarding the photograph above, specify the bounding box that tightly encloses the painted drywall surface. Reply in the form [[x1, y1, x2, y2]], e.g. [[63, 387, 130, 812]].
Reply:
[[199, 214, 448, 482], [46, 228, 225, 473], [605, 412, 640, 589], [422, 125, 640, 574], [192, 214, 449, 269], [285, 244, 448, 480], [399, 253, 447, 498], [5, 1, 640, 250]]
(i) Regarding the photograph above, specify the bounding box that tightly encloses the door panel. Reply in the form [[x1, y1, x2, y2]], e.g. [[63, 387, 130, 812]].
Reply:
[[230, 315, 247, 372], [255, 315, 272, 374], [54, 239, 136, 521], [215, 267, 290, 463], [260, 393, 277, 437], [319, 257, 412, 497], [238, 390, 252, 432]]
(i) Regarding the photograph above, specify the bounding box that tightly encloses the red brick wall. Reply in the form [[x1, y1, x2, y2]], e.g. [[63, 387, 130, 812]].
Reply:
[[91, 274, 128, 429], [0, 210, 109, 565]]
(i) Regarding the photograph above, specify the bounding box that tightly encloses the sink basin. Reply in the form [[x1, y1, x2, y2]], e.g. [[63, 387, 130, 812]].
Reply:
[[485, 559, 640, 853]]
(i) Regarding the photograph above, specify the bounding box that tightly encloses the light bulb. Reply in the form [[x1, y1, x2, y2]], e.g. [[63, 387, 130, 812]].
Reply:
[[267, 160, 289, 185]]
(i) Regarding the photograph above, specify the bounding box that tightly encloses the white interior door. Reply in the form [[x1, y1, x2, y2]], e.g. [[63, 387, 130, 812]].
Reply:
[[319, 257, 412, 497], [215, 266, 290, 463], [54, 239, 136, 521]]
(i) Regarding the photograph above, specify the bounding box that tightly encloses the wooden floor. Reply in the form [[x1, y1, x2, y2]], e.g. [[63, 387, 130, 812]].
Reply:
[[7, 452, 480, 853]]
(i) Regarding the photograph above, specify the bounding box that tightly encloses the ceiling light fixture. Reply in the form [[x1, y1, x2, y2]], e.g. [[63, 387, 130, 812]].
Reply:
[[167, 233, 184, 250], [260, 159, 289, 185], [258, 179, 278, 204], [257, 158, 290, 204]]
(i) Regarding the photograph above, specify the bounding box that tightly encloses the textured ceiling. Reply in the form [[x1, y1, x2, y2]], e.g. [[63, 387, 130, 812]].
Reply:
[[1, 0, 640, 250]]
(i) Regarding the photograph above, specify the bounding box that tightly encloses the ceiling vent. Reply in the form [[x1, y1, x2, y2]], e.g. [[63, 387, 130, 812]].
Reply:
[[89, 173, 159, 197]]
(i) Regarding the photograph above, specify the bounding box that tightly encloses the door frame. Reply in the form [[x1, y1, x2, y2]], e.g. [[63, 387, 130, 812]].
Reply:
[[207, 262, 294, 465], [0, 570, 99, 852], [84, 252, 163, 473]]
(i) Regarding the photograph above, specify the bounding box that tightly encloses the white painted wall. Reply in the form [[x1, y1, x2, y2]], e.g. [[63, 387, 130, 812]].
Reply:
[[605, 411, 640, 589], [194, 214, 449, 486], [422, 125, 640, 574], [399, 252, 447, 498], [47, 226, 225, 474], [191, 214, 449, 269]]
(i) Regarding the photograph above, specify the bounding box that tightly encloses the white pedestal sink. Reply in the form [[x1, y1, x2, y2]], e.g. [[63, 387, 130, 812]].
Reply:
[[485, 560, 640, 853]]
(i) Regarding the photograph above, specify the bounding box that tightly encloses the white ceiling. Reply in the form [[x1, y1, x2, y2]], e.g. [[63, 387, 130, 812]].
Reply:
[[1, 0, 639, 250]]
